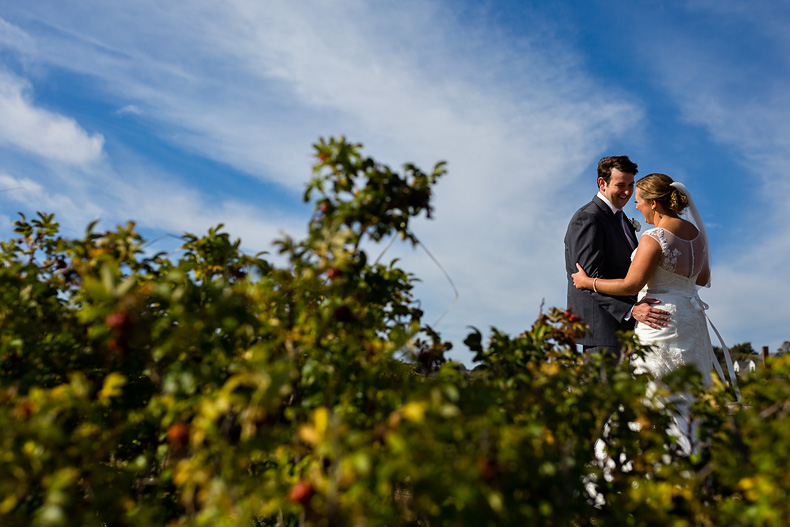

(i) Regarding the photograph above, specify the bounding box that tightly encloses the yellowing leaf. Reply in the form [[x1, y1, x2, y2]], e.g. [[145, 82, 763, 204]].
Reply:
[[402, 401, 427, 423], [299, 424, 319, 446], [540, 362, 560, 376], [0, 495, 18, 514], [544, 429, 555, 445], [98, 373, 127, 402], [487, 491, 503, 512], [314, 407, 329, 439], [299, 407, 332, 446]]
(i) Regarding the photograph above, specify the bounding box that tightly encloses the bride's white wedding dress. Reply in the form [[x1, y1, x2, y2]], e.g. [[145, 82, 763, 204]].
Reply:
[[632, 227, 714, 452]]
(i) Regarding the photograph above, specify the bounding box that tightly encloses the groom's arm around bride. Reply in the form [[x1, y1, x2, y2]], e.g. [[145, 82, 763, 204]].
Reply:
[[564, 155, 668, 356]]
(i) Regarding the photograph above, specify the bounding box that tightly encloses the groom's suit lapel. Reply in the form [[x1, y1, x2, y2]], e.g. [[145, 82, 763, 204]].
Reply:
[[618, 209, 639, 248], [624, 216, 638, 247]]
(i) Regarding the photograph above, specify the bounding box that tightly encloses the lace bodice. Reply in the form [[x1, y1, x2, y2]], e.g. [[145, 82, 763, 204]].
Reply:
[[642, 227, 708, 291]]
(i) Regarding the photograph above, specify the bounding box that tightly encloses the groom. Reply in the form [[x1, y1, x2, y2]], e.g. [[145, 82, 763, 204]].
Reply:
[[564, 155, 668, 356]]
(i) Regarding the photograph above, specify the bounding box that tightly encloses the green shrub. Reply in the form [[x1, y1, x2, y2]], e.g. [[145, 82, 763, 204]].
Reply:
[[1, 137, 788, 526]]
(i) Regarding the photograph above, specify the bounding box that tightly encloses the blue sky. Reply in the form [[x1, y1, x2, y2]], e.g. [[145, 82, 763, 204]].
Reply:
[[1, 1, 789, 364]]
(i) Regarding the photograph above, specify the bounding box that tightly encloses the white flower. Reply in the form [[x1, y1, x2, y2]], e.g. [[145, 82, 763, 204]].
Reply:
[[630, 218, 641, 232]]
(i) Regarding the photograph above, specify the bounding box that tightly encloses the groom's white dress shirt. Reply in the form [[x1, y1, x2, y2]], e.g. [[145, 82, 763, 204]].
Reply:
[[597, 192, 637, 250]]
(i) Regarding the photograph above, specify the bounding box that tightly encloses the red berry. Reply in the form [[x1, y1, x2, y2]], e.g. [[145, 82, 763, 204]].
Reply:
[[107, 337, 124, 353], [167, 423, 190, 450], [326, 268, 343, 280], [288, 480, 315, 505], [569, 314, 580, 323], [14, 400, 34, 420], [477, 457, 500, 484], [106, 311, 132, 332]]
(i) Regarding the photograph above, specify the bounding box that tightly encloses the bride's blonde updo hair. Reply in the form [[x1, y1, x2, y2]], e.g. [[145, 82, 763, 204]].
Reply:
[[636, 173, 689, 214]]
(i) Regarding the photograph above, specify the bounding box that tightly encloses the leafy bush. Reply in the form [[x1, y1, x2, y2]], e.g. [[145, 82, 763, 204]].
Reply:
[[2, 137, 790, 526]]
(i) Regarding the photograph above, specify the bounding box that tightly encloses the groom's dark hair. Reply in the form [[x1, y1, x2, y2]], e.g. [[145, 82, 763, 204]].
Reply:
[[597, 156, 638, 183]]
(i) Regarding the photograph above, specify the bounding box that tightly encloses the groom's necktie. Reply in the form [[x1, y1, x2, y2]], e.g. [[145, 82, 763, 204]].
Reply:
[[616, 210, 637, 250]]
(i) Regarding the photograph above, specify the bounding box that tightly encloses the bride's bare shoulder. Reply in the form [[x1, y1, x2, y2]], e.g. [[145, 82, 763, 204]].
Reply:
[[660, 219, 699, 240], [677, 219, 700, 240]]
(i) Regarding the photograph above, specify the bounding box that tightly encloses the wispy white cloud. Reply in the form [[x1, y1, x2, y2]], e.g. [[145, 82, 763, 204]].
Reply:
[[0, 71, 104, 165], [0, 2, 642, 359], [0, 170, 103, 226], [116, 105, 141, 116], [0, 17, 35, 55], [107, 169, 305, 254], [11, 1, 788, 360], [0, 162, 302, 266], [0, 172, 43, 194]]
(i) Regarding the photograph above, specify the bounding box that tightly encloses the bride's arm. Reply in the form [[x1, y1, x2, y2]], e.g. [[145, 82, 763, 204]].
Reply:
[[572, 237, 661, 296]]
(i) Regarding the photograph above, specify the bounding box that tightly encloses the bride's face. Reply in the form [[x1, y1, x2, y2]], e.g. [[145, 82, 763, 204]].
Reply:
[[634, 188, 654, 224]]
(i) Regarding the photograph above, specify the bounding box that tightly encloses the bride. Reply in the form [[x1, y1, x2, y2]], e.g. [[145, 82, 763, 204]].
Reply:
[[571, 173, 738, 451]]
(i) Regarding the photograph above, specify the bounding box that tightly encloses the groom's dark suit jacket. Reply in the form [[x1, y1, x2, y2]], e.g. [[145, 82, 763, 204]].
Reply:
[[564, 195, 638, 348]]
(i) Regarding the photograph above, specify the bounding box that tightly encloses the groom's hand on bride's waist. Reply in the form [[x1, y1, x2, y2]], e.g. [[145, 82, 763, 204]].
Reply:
[[632, 298, 670, 329]]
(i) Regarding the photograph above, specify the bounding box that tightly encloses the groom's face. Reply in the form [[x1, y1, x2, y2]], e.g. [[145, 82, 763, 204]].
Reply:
[[599, 168, 635, 210]]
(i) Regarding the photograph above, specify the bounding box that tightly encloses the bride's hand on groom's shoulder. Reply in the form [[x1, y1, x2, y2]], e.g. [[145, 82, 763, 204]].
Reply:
[[572, 263, 589, 290]]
